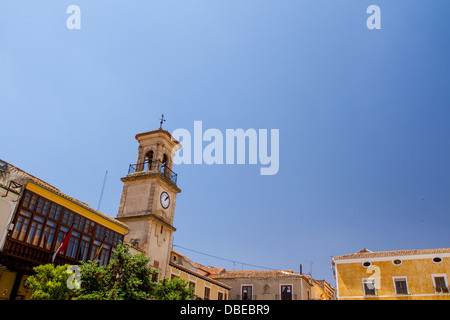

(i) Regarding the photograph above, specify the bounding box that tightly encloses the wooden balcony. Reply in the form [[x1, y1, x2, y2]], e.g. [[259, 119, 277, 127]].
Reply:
[[1, 238, 79, 267]]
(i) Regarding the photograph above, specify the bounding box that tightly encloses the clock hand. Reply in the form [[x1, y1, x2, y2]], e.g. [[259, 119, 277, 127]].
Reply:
[[165, 195, 169, 201]]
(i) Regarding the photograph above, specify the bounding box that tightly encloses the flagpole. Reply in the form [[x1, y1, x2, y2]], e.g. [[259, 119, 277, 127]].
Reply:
[[52, 224, 74, 263]]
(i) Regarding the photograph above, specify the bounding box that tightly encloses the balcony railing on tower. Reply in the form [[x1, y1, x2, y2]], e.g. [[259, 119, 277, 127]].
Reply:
[[128, 159, 178, 184]]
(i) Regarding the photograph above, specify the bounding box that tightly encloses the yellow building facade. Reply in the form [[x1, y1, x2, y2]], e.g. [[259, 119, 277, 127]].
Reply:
[[333, 248, 450, 300]]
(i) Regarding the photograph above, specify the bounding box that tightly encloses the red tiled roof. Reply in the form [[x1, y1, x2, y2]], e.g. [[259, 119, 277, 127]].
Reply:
[[212, 269, 309, 280]]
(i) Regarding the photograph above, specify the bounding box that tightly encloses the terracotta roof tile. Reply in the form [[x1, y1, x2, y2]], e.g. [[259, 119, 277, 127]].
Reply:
[[212, 269, 308, 280]]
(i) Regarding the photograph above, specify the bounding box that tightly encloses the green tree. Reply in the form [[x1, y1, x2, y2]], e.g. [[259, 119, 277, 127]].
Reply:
[[25, 243, 196, 300], [74, 243, 155, 300], [74, 242, 195, 300], [153, 277, 195, 300], [25, 264, 73, 300]]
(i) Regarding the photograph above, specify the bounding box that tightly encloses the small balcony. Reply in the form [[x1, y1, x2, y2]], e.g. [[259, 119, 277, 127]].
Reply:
[[128, 159, 178, 185], [2, 238, 79, 267]]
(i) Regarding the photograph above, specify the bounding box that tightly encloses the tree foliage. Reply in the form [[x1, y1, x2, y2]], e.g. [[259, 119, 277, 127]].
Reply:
[[25, 243, 195, 300], [73, 243, 156, 300], [153, 277, 196, 300], [74, 243, 195, 300], [25, 264, 73, 300]]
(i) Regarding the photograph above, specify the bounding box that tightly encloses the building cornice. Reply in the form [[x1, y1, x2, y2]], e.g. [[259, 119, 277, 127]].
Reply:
[[333, 252, 450, 265]]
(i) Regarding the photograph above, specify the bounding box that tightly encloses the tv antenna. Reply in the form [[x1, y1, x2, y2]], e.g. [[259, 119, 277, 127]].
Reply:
[[97, 170, 108, 211]]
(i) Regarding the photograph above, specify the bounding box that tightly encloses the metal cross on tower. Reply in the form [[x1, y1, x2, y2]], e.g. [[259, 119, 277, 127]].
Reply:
[[159, 114, 166, 129]]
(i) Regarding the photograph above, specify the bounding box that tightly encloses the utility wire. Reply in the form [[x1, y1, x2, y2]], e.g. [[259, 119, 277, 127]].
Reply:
[[173, 244, 280, 271]]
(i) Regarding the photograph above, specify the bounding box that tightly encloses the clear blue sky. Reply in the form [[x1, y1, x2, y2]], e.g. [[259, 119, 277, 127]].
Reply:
[[1, 1, 449, 284]]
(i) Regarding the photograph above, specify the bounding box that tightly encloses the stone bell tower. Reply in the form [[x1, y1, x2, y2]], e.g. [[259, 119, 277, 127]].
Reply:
[[116, 127, 181, 279]]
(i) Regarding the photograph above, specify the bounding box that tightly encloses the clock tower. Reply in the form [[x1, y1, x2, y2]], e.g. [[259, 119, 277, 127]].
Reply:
[[116, 128, 181, 278]]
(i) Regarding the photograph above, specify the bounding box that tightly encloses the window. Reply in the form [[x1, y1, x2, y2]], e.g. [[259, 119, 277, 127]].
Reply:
[[204, 287, 210, 300], [242, 285, 253, 300], [84, 220, 95, 235], [26, 215, 45, 246], [99, 244, 111, 266], [11, 210, 32, 241], [48, 203, 58, 220], [393, 259, 402, 265], [362, 261, 371, 267], [144, 151, 154, 171], [433, 275, 449, 293], [112, 232, 119, 246], [218, 292, 223, 300], [35, 198, 45, 214], [41, 220, 56, 250], [10, 190, 124, 265], [67, 231, 80, 259], [363, 278, 376, 296], [22, 191, 31, 207], [161, 154, 168, 175], [28, 193, 39, 211], [90, 240, 102, 263], [42, 200, 51, 216], [281, 285, 293, 300], [433, 257, 443, 264], [56, 226, 70, 250], [189, 281, 196, 293], [53, 204, 63, 221], [394, 277, 408, 295], [79, 235, 91, 261]]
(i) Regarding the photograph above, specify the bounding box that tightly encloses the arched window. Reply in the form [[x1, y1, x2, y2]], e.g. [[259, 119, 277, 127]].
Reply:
[[144, 150, 154, 171], [161, 154, 168, 175]]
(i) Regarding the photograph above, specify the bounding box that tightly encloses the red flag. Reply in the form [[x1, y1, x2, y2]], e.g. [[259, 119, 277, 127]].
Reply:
[[52, 225, 74, 263]]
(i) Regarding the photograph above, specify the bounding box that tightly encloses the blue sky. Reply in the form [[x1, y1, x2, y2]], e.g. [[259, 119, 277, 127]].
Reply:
[[1, 1, 449, 284]]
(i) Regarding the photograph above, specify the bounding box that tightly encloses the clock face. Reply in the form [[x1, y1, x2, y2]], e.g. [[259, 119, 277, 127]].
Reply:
[[160, 191, 170, 209]]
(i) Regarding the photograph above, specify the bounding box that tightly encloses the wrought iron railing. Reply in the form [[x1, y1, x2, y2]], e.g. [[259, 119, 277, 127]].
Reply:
[[128, 159, 178, 184]]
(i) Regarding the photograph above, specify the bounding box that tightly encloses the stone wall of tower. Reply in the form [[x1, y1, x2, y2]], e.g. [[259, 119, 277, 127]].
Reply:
[[116, 128, 181, 279]]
